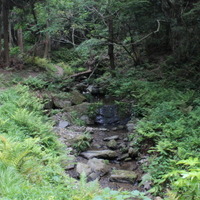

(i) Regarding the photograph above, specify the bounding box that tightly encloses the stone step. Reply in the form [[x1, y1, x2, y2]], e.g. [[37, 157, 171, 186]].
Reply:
[[109, 170, 137, 184], [81, 150, 117, 159]]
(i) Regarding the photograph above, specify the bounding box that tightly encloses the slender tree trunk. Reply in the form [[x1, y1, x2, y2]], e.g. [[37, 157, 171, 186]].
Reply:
[[17, 28, 24, 53], [9, 20, 13, 47], [0, 0, 2, 59], [2, 0, 9, 66], [43, 22, 51, 59], [108, 15, 115, 69]]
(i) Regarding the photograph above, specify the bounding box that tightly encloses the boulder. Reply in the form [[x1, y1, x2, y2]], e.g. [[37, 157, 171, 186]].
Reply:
[[69, 90, 86, 105], [110, 170, 137, 184], [107, 140, 118, 150], [66, 102, 90, 115], [117, 153, 129, 161], [76, 163, 92, 176], [80, 115, 95, 125], [88, 158, 109, 176], [126, 122, 135, 132], [87, 85, 99, 95], [58, 120, 70, 128], [53, 98, 72, 109], [81, 150, 117, 159], [128, 147, 139, 158], [103, 135, 119, 141]]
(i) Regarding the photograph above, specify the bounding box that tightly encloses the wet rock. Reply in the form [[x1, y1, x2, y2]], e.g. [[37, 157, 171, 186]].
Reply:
[[88, 172, 100, 181], [88, 158, 109, 176], [87, 85, 99, 95], [99, 128, 109, 132], [107, 140, 118, 150], [58, 120, 70, 128], [95, 105, 120, 126], [81, 150, 117, 159], [128, 147, 139, 158], [110, 170, 137, 184], [92, 143, 102, 149], [76, 163, 92, 176], [126, 122, 135, 132], [85, 127, 95, 134], [75, 83, 87, 92], [103, 135, 119, 141], [125, 158, 132, 162], [70, 90, 86, 105], [80, 115, 95, 125], [62, 155, 76, 170], [121, 162, 138, 171], [66, 102, 90, 115], [53, 99, 72, 109], [117, 153, 129, 161]]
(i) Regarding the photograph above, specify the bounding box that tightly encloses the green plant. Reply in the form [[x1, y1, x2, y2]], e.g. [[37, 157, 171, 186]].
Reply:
[[72, 132, 92, 152], [70, 111, 86, 126], [22, 76, 47, 89], [87, 102, 103, 118], [164, 158, 200, 200], [94, 188, 151, 200]]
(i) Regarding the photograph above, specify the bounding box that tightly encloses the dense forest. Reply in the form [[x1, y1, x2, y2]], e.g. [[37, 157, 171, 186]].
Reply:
[[0, 0, 200, 199]]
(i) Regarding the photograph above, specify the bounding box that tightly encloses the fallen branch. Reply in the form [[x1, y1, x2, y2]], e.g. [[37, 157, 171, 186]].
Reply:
[[69, 68, 92, 78]]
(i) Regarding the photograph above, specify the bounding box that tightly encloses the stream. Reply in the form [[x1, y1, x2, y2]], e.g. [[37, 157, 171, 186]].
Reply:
[[53, 103, 150, 193]]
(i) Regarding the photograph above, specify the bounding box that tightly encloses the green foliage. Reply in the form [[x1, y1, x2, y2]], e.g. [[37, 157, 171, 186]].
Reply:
[[87, 102, 103, 118], [0, 85, 152, 199], [69, 111, 86, 126], [10, 47, 21, 56], [94, 188, 151, 200], [72, 132, 92, 152], [22, 76, 47, 89], [164, 158, 200, 200]]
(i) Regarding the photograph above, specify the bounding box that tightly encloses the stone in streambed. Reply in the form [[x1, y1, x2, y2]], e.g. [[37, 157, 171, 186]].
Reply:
[[110, 170, 137, 184], [54, 99, 72, 109], [88, 158, 109, 176], [70, 90, 86, 105], [117, 153, 129, 161], [58, 120, 70, 128], [107, 140, 118, 150], [103, 135, 119, 141], [81, 150, 117, 159], [76, 163, 92, 176]]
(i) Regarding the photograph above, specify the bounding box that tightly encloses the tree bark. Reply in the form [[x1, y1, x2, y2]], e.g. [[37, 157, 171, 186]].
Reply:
[[17, 28, 24, 53], [0, 0, 2, 59], [2, 0, 9, 66], [107, 15, 115, 70], [43, 11, 51, 59]]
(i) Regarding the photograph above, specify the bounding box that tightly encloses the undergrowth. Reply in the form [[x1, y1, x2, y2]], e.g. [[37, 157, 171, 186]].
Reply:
[[0, 85, 150, 200], [104, 69, 200, 199]]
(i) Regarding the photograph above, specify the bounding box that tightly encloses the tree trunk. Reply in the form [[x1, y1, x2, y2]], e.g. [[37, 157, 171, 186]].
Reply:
[[9, 19, 13, 47], [43, 17, 51, 59], [0, 1, 2, 59], [108, 15, 115, 70], [2, 0, 9, 66], [17, 28, 24, 53]]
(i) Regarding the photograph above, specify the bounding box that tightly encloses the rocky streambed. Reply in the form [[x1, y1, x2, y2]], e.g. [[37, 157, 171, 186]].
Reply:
[[53, 122, 151, 192], [45, 87, 152, 194]]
